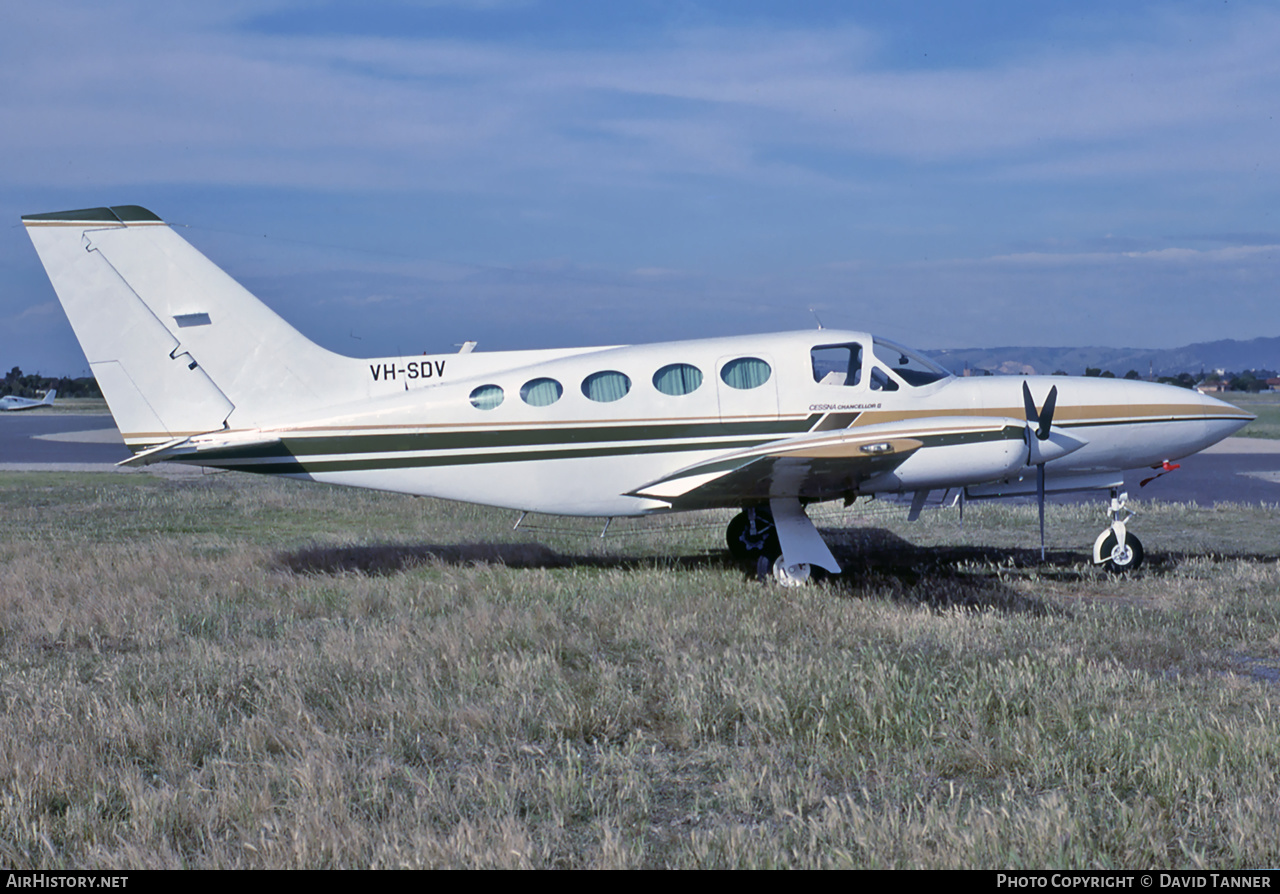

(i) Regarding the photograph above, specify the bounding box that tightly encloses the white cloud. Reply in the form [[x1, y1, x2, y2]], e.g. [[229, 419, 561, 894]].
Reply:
[[6, 3, 1280, 370], [976, 244, 1280, 267], [5, 4, 1280, 191]]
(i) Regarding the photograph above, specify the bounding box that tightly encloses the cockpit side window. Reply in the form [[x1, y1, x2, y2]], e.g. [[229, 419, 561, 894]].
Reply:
[[811, 343, 863, 386], [870, 339, 952, 388], [869, 366, 899, 391]]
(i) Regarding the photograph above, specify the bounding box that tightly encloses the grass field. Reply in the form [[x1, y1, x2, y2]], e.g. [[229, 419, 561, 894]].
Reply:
[[1226, 392, 1280, 440], [1, 470, 1279, 868]]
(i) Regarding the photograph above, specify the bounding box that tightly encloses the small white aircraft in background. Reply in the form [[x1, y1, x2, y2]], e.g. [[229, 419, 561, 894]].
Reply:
[[23, 206, 1254, 583], [0, 389, 56, 411]]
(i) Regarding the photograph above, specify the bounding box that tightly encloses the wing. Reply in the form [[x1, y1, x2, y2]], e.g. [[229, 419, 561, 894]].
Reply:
[[628, 415, 1036, 511]]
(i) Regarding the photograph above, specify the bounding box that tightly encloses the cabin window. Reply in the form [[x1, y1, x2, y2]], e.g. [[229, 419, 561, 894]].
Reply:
[[582, 370, 631, 402], [720, 357, 772, 390], [520, 377, 563, 407], [653, 363, 703, 396], [469, 384, 505, 410], [811, 343, 863, 386]]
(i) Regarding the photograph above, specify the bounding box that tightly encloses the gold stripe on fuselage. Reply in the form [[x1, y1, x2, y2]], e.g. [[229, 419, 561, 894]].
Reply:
[[118, 399, 1249, 450], [854, 403, 1247, 428]]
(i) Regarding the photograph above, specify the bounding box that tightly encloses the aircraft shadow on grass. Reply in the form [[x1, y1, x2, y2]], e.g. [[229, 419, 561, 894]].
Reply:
[[276, 523, 1280, 615], [274, 527, 1092, 614]]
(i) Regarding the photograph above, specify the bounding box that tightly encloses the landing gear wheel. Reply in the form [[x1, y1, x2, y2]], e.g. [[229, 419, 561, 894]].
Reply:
[[726, 508, 779, 563], [1100, 531, 1143, 574], [771, 557, 812, 587]]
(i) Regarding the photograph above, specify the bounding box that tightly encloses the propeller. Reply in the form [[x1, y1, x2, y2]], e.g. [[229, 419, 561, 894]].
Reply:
[[1022, 381, 1058, 561]]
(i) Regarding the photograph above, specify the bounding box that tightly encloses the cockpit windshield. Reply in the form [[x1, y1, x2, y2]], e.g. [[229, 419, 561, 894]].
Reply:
[[871, 339, 953, 387]]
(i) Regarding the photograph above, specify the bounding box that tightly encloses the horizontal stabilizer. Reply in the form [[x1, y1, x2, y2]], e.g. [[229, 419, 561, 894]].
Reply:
[[118, 432, 283, 467]]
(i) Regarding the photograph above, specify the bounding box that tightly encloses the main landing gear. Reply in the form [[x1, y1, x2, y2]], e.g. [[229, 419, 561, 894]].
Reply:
[[727, 506, 806, 585], [726, 506, 779, 563], [726, 504, 837, 587], [1092, 489, 1143, 573]]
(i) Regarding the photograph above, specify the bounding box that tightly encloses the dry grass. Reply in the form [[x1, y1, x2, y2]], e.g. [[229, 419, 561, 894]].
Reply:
[[1229, 392, 1280, 440], [1, 471, 1278, 868]]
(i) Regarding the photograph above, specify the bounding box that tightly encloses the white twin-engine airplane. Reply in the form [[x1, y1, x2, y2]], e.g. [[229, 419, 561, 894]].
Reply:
[[24, 206, 1254, 584]]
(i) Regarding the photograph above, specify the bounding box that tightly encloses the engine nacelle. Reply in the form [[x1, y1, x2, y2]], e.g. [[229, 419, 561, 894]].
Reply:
[[860, 431, 1026, 493]]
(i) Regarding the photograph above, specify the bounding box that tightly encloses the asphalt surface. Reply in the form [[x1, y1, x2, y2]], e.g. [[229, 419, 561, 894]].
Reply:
[[0, 414, 130, 466], [2, 413, 1279, 506], [1124, 445, 1280, 506]]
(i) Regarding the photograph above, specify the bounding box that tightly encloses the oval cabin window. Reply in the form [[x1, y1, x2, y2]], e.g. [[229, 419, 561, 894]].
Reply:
[[582, 370, 631, 402], [720, 357, 772, 390], [469, 384, 504, 410], [520, 377, 564, 407], [652, 363, 703, 396]]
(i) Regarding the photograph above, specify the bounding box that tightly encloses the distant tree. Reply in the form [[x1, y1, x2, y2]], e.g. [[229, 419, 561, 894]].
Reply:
[[1124, 370, 1141, 380], [1228, 371, 1269, 393], [1084, 367, 1102, 377], [0, 365, 101, 399], [1100, 370, 1115, 378], [1157, 373, 1196, 389], [1052, 370, 1069, 376]]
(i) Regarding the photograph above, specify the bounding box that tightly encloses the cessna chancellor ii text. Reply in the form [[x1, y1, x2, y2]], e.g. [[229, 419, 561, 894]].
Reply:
[[23, 206, 1253, 584]]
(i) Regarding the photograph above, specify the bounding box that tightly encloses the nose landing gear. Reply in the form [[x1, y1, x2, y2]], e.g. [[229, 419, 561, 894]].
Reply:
[[1093, 489, 1144, 573]]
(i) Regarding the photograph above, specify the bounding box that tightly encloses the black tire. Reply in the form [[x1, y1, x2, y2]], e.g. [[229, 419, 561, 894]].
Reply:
[[1100, 531, 1143, 574], [726, 508, 779, 562]]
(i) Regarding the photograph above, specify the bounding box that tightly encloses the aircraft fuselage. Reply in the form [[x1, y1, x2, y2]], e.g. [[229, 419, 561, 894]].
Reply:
[[149, 329, 1249, 517]]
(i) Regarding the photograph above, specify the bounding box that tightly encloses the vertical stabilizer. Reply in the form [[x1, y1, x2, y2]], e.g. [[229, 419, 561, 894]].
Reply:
[[23, 206, 351, 446]]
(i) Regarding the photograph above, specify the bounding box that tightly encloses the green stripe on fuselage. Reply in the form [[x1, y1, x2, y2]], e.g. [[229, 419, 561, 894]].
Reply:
[[167, 415, 821, 464], [914, 424, 1025, 448], [168, 416, 824, 474], [213, 421, 1028, 479], [205, 438, 774, 475]]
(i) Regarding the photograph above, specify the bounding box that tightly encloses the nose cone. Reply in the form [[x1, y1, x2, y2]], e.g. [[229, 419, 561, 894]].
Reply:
[[1118, 379, 1253, 461], [1197, 390, 1256, 444]]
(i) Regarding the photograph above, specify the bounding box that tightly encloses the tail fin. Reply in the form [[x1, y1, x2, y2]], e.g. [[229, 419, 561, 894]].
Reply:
[[23, 206, 349, 446], [43, 390, 56, 405]]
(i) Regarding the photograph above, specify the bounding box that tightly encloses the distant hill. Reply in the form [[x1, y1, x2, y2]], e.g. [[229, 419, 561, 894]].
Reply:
[[926, 336, 1280, 378]]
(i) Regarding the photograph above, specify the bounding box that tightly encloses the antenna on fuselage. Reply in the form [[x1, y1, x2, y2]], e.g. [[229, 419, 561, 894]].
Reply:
[[809, 307, 824, 329]]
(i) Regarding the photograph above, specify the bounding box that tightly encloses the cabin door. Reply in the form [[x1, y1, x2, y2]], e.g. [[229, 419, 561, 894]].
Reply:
[[714, 353, 780, 424]]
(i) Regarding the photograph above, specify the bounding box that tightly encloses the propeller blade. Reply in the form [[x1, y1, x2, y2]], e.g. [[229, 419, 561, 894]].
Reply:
[[1037, 385, 1058, 441], [1037, 463, 1046, 561], [1023, 380, 1054, 561], [1022, 381, 1038, 424]]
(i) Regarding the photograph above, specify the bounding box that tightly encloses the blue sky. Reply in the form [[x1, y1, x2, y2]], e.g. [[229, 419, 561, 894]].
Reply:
[[4, 1, 1279, 375]]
